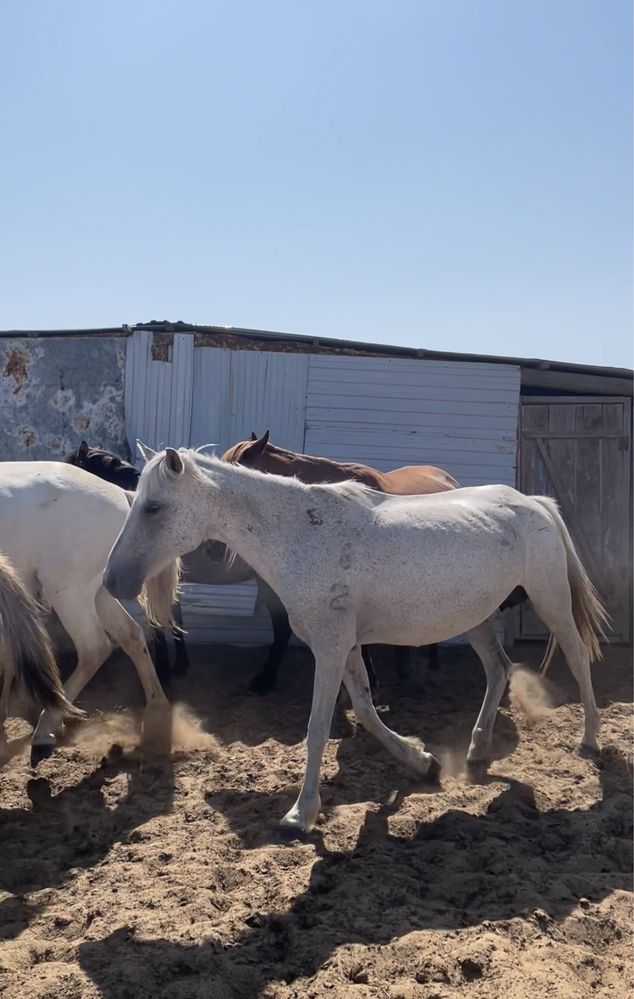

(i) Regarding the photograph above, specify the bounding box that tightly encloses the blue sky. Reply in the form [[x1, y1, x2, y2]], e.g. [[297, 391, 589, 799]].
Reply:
[[1, 1, 631, 366]]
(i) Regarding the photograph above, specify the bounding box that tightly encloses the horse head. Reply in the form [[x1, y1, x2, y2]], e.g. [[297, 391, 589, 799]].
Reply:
[[64, 442, 140, 491]]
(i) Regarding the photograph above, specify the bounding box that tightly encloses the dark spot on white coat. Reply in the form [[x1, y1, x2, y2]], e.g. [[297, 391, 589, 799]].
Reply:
[[329, 583, 349, 611]]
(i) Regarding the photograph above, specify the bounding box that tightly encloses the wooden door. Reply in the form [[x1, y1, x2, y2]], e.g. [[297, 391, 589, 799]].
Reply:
[[520, 396, 632, 643]]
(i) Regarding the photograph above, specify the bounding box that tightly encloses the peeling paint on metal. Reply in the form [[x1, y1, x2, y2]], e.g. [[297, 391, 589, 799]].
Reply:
[[0, 337, 127, 461], [3, 345, 30, 394], [50, 388, 76, 412]]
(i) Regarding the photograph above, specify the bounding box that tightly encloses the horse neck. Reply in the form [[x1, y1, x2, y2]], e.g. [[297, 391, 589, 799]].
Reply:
[[264, 449, 351, 484], [195, 459, 301, 581]]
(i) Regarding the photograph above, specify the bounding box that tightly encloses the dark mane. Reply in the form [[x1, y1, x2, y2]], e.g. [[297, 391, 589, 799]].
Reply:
[[64, 443, 140, 491]]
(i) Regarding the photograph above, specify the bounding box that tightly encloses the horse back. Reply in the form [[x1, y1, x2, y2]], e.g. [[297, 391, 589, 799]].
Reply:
[[378, 465, 459, 495]]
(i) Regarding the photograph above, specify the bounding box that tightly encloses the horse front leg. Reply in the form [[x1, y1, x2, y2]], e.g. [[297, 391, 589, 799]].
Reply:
[[250, 579, 291, 694], [281, 640, 348, 833]]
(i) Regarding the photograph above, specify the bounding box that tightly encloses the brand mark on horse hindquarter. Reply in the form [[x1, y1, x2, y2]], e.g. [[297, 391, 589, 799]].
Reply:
[[329, 582, 349, 611], [339, 542, 353, 569], [306, 508, 323, 526]]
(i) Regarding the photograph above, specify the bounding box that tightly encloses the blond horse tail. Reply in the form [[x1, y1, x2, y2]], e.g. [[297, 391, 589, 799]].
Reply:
[[0, 553, 82, 719], [138, 558, 182, 630], [532, 497, 608, 665]]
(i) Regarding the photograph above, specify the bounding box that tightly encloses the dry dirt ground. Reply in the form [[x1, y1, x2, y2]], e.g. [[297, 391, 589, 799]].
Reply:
[[0, 638, 631, 999]]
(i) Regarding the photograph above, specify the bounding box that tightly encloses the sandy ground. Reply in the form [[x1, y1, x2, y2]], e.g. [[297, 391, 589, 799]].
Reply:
[[0, 638, 631, 999]]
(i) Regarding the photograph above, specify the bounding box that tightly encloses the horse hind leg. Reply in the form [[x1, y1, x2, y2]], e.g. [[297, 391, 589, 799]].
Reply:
[[465, 619, 511, 767], [31, 588, 113, 764], [250, 581, 291, 694], [171, 600, 190, 677], [525, 577, 600, 752], [343, 645, 440, 779], [153, 627, 172, 685]]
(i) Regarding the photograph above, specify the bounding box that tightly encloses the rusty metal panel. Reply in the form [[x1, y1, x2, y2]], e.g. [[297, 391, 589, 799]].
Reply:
[[0, 336, 127, 461]]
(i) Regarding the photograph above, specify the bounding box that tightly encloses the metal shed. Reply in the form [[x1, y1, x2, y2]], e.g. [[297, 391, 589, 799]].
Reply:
[[1, 322, 631, 645]]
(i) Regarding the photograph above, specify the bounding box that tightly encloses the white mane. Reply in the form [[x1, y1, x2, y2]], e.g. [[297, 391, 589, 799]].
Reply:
[[184, 450, 386, 509]]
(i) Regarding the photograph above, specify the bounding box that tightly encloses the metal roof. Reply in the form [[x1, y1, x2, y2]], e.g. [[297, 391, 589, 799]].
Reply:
[[0, 320, 631, 380]]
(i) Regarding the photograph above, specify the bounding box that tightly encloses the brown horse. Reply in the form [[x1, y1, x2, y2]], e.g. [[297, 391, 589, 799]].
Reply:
[[223, 431, 459, 494], [222, 431, 461, 689]]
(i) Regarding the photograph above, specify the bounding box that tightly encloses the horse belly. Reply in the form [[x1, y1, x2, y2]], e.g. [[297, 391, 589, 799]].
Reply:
[[355, 547, 521, 646]]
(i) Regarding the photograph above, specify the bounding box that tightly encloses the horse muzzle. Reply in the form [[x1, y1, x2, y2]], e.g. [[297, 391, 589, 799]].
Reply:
[[103, 563, 144, 602]]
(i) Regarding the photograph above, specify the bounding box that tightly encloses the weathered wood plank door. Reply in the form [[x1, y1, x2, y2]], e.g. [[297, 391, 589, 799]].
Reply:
[[520, 396, 632, 643]]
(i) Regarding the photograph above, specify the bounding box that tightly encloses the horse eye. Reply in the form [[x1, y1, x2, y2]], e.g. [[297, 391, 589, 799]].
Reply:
[[143, 502, 161, 515]]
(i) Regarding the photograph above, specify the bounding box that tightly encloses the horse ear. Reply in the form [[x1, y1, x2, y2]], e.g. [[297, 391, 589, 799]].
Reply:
[[137, 440, 157, 463], [248, 430, 270, 456], [250, 432, 257, 441], [77, 441, 89, 460], [165, 447, 184, 476]]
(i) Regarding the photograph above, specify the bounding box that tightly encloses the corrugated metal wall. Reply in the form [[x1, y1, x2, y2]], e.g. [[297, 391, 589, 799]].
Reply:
[[304, 355, 520, 486], [124, 331, 520, 644], [125, 331, 194, 453], [190, 347, 308, 453], [125, 332, 310, 642]]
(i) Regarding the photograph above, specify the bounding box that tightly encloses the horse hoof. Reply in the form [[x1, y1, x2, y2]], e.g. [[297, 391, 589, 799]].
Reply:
[[26, 776, 52, 807], [30, 743, 55, 767], [466, 758, 489, 784], [575, 742, 601, 761], [425, 755, 442, 784], [278, 821, 309, 843], [250, 674, 275, 696]]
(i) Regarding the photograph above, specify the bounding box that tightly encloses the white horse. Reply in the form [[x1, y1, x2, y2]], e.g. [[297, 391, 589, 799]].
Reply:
[[0, 551, 79, 734], [104, 446, 607, 834], [0, 461, 177, 764]]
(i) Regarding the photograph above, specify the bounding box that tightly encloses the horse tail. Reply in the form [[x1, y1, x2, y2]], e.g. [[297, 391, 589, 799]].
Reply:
[[0, 553, 81, 718], [532, 497, 608, 665], [139, 559, 182, 630]]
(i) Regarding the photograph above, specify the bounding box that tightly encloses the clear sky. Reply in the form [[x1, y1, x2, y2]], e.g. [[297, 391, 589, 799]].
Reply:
[[1, 1, 632, 367]]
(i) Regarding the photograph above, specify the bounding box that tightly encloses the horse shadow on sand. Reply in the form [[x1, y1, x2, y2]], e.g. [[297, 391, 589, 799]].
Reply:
[[0, 708, 177, 944], [78, 746, 632, 999]]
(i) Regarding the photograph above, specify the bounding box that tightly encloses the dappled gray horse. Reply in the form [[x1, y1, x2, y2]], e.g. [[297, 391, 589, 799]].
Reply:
[[105, 446, 606, 833]]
